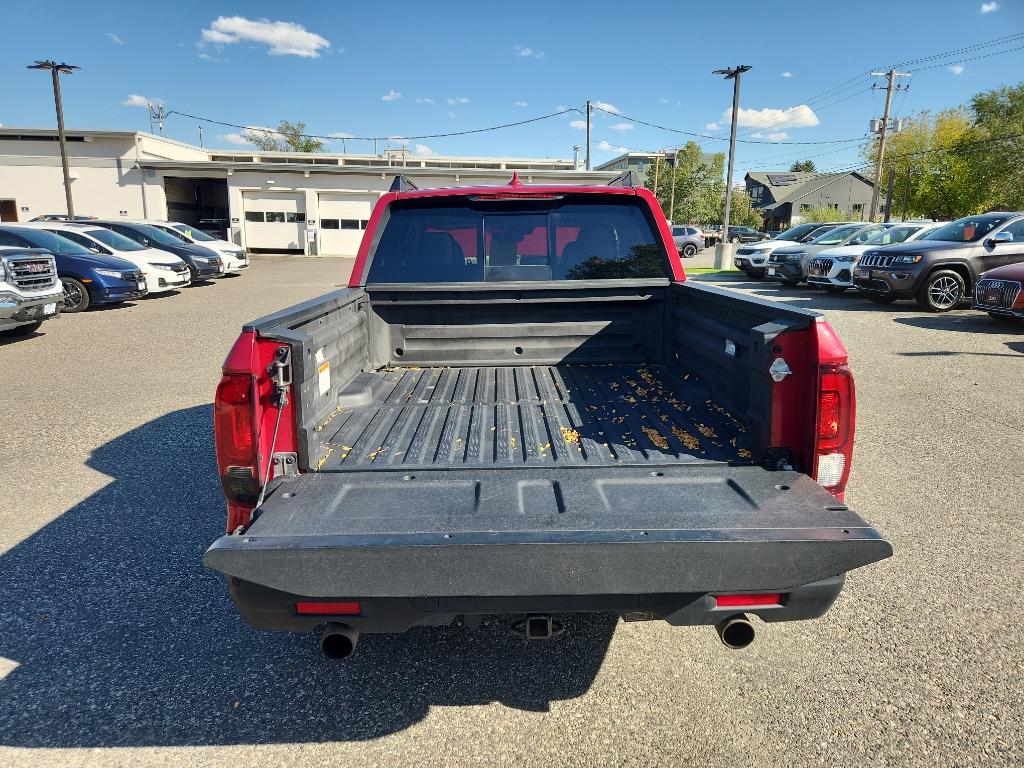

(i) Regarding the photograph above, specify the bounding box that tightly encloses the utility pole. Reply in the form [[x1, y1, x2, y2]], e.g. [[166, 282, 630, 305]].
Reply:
[[199, 124, 204, 148], [28, 60, 79, 218], [572, 144, 581, 170], [147, 103, 166, 136], [713, 65, 751, 260], [900, 166, 912, 221], [883, 170, 895, 222], [868, 68, 911, 221], [585, 100, 592, 171], [653, 152, 661, 204], [668, 147, 680, 223]]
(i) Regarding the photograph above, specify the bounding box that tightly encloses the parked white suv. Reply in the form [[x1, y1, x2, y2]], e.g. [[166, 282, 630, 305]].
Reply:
[[149, 222, 248, 274], [0, 246, 64, 336], [23, 222, 191, 294], [807, 222, 940, 293], [734, 222, 848, 279]]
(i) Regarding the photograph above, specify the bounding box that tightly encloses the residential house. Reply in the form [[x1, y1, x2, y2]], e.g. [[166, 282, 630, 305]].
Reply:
[[745, 171, 875, 230]]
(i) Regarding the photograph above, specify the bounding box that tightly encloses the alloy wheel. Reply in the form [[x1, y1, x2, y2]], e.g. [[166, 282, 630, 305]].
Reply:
[[928, 276, 961, 309], [61, 278, 85, 311]]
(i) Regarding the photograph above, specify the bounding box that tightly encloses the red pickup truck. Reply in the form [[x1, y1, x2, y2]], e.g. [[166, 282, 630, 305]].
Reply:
[[203, 175, 891, 659]]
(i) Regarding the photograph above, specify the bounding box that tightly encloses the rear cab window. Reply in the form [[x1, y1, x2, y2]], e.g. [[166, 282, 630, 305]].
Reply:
[[365, 194, 669, 283]]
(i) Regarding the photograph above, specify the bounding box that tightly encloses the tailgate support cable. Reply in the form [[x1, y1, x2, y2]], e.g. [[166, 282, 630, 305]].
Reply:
[[254, 346, 292, 513]]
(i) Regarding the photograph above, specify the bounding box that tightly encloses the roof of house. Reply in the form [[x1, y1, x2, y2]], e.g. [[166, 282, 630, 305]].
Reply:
[[746, 170, 874, 209]]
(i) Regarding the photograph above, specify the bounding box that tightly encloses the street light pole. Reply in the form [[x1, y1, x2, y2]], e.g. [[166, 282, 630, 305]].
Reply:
[[668, 147, 680, 223], [713, 65, 751, 254], [28, 60, 79, 217]]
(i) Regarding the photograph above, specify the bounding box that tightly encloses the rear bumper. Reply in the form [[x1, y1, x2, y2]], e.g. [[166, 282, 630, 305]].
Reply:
[[221, 573, 847, 634]]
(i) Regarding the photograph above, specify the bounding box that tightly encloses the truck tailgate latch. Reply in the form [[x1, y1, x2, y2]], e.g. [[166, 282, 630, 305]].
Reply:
[[769, 357, 792, 382]]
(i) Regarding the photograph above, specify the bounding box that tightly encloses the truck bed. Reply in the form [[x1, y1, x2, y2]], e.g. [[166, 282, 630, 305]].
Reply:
[[317, 363, 751, 470]]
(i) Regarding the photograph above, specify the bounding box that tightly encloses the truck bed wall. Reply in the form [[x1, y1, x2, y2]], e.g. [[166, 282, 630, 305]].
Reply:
[[250, 280, 819, 471]]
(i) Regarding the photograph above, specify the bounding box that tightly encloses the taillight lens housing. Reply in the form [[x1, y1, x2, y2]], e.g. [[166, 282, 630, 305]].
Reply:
[[814, 363, 855, 499], [214, 374, 259, 506]]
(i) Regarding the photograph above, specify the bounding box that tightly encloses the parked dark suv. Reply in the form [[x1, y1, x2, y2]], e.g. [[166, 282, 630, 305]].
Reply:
[[723, 226, 768, 244], [853, 212, 1024, 311]]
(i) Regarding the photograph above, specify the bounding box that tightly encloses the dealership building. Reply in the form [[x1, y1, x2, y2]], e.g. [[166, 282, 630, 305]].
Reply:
[[0, 128, 615, 257]]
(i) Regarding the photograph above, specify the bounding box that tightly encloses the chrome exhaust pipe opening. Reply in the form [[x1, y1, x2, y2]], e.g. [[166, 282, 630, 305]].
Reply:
[[716, 614, 755, 649], [320, 623, 359, 660]]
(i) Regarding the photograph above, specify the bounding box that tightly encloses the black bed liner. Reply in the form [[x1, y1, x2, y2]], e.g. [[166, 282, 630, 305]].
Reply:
[[203, 465, 891, 598], [317, 364, 751, 470]]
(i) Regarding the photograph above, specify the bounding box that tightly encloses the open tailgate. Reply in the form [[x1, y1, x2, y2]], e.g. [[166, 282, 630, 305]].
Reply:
[[203, 465, 891, 597]]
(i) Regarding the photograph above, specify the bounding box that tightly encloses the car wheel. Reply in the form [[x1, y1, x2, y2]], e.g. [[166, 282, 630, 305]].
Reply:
[[60, 277, 91, 312], [867, 294, 897, 304], [917, 269, 965, 312], [824, 285, 848, 294], [1, 320, 43, 337], [682, 243, 697, 258]]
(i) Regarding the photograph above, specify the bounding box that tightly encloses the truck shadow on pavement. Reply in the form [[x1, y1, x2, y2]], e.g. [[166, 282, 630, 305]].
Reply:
[[0, 405, 616, 748]]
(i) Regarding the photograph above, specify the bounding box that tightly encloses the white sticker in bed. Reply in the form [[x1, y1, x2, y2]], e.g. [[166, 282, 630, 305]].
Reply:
[[316, 348, 331, 396]]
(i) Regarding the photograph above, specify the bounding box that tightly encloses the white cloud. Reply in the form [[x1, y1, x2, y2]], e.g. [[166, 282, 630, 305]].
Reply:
[[381, 89, 402, 101], [200, 16, 330, 57], [448, 111, 456, 119], [330, 131, 354, 139], [980, 2, 999, 12], [121, 94, 150, 107], [569, 119, 587, 130], [414, 143, 435, 156], [609, 122, 634, 132], [723, 104, 819, 129], [659, 97, 669, 104], [594, 101, 620, 114], [704, 122, 721, 131], [336, 47, 345, 55], [949, 64, 965, 75], [220, 133, 252, 145], [781, 71, 793, 78], [389, 135, 409, 146], [597, 140, 627, 153], [197, 52, 214, 61], [106, 32, 124, 45], [447, 97, 470, 105], [416, 97, 434, 104], [513, 45, 544, 58], [766, 131, 789, 141], [514, 100, 527, 107]]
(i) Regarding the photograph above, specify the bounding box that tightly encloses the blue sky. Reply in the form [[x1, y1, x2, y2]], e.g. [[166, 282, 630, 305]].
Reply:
[[1, 0, 1022, 179]]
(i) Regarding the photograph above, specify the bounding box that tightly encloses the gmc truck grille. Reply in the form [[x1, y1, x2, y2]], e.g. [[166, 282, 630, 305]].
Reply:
[[860, 253, 895, 268], [810, 258, 833, 275], [6, 256, 58, 292], [975, 278, 1022, 309]]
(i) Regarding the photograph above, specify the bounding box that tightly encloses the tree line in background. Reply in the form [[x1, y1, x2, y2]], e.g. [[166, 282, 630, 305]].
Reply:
[[644, 142, 764, 228], [867, 82, 1023, 220]]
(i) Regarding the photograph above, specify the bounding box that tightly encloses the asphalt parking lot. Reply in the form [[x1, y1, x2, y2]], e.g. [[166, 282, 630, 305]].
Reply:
[[1, 258, 1022, 768]]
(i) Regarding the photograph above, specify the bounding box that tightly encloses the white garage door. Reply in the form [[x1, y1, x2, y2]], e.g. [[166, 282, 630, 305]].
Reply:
[[243, 192, 306, 251], [318, 194, 376, 257]]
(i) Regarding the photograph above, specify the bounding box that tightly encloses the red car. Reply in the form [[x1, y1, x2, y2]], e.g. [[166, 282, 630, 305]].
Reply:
[[974, 262, 1024, 322]]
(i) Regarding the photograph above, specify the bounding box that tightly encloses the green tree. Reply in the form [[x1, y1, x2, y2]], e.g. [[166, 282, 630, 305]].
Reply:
[[644, 143, 726, 225], [965, 83, 1024, 211], [797, 205, 844, 223], [789, 160, 817, 173], [868, 109, 983, 219], [245, 120, 326, 153], [725, 189, 765, 228]]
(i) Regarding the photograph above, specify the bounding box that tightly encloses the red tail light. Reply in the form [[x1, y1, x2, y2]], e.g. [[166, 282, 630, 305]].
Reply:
[[214, 373, 260, 509], [715, 593, 782, 608], [214, 374, 256, 466], [814, 363, 855, 498], [296, 601, 361, 616]]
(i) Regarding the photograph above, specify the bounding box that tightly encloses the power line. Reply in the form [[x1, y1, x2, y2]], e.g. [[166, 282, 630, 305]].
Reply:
[[890, 31, 1024, 68], [910, 44, 1024, 72], [164, 107, 582, 143], [591, 105, 867, 145]]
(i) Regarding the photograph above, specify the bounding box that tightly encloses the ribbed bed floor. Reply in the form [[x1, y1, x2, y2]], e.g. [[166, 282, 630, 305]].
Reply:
[[318, 364, 752, 470]]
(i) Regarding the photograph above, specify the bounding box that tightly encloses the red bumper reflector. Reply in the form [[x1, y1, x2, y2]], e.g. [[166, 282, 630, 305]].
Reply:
[[296, 601, 361, 616], [714, 593, 782, 608]]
